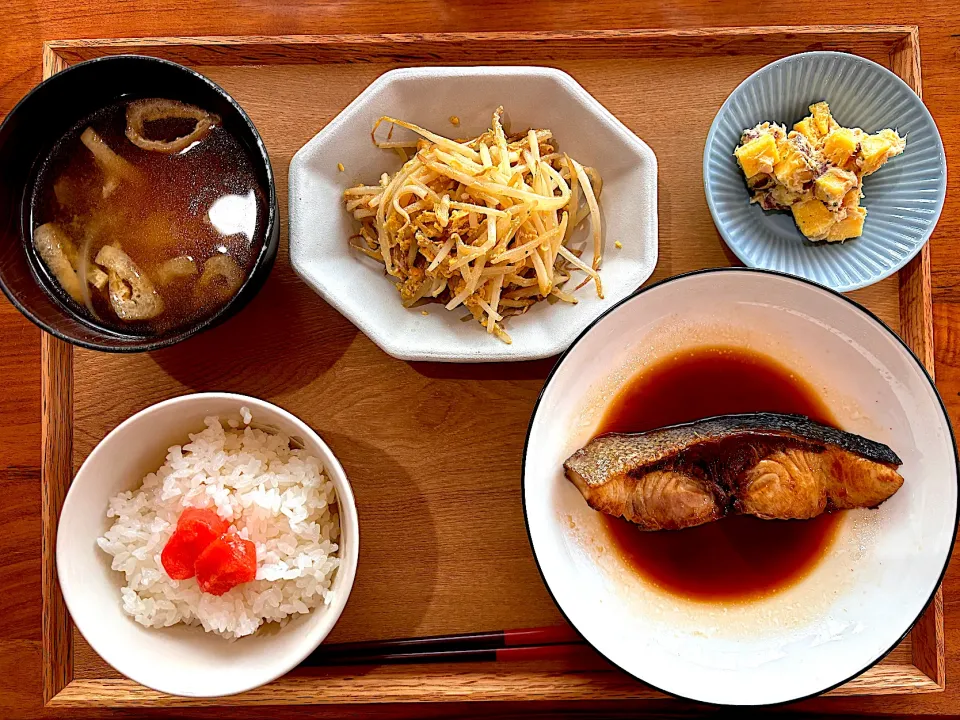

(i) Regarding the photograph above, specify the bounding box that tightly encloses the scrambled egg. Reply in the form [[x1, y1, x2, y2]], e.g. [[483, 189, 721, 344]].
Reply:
[[734, 102, 905, 242]]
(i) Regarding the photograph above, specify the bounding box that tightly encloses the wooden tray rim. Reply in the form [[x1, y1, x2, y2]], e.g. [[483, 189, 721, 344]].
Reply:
[[38, 24, 942, 708]]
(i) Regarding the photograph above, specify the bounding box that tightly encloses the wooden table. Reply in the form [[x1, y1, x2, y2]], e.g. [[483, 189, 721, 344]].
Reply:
[[1, 3, 958, 718]]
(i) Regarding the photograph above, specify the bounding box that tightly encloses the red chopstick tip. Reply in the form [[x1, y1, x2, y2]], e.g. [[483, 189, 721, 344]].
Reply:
[[503, 625, 582, 646]]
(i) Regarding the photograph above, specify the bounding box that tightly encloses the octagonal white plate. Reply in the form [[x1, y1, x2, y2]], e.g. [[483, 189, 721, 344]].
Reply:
[[524, 268, 958, 705], [289, 66, 658, 362]]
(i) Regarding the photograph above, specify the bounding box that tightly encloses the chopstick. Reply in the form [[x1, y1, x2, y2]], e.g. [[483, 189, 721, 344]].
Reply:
[[304, 625, 585, 667], [305, 643, 589, 667]]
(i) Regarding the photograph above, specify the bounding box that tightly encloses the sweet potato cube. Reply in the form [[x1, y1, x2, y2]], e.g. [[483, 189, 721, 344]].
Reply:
[[822, 128, 860, 167], [826, 207, 867, 242], [774, 143, 813, 191], [859, 129, 906, 175], [810, 102, 838, 137], [814, 167, 859, 206], [793, 117, 820, 144], [735, 134, 779, 178], [792, 198, 836, 240], [842, 187, 863, 209]]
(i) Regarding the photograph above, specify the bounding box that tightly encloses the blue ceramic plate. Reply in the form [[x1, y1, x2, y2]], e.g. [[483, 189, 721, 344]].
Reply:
[[704, 52, 946, 292]]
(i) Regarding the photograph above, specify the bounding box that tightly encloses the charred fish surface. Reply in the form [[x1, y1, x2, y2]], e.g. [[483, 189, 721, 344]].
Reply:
[[563, 413, 904, 530]]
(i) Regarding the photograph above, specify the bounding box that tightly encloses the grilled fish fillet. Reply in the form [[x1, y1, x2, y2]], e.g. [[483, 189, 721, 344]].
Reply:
[[563, 413, 904, 530]]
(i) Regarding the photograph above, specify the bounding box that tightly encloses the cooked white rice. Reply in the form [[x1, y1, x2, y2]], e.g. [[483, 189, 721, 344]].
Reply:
[[96, 408, 341, 639]]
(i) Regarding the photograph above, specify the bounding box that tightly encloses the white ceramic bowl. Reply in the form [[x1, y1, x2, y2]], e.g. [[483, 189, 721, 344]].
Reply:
[[289, 66, 658, 362], [524, 268, 957, 705], [57, 393, 359, 698]]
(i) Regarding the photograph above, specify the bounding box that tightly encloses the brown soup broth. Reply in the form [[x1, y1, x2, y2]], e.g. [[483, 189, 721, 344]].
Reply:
[[30, 100, 266, 334], [597, 345, 843, 602]]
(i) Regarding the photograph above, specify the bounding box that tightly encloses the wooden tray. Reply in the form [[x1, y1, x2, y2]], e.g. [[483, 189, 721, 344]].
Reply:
[[40, 26, 944, 708]]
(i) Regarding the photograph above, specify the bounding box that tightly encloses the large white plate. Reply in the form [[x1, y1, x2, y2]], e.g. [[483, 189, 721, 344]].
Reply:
[[289, 66, 658, 362], [523, 268, 957, 705]]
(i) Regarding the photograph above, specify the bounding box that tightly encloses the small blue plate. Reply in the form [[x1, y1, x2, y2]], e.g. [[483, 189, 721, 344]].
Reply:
[[704, 51, 946, 292]]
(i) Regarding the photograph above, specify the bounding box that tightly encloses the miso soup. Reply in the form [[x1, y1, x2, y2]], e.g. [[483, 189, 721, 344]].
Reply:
[[30, 98, 266, 335]]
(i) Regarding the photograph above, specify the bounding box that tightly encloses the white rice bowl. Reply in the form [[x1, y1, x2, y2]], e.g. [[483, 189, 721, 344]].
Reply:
[[96, 408, 341, 639]]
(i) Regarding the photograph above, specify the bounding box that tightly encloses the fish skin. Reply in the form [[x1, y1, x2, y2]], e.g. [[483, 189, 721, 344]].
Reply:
[[563, 413, 904, 530]]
